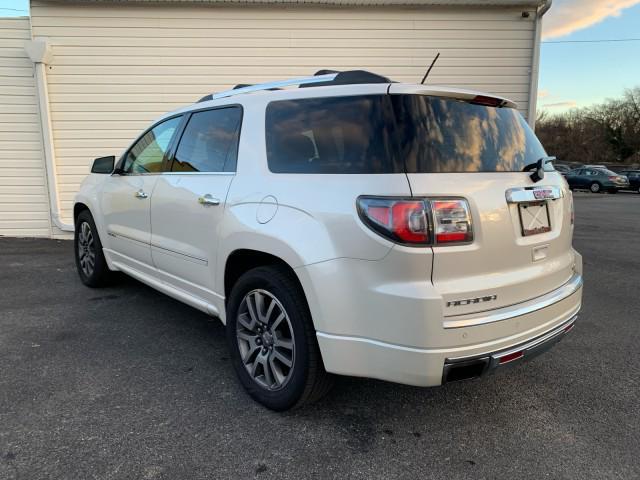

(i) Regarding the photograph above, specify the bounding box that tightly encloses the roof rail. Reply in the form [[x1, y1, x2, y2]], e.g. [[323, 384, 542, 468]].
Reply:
[[198, 73, 338, 103]]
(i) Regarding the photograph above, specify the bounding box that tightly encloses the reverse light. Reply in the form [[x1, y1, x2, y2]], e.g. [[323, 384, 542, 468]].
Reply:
[[431, 199, 473, 244]]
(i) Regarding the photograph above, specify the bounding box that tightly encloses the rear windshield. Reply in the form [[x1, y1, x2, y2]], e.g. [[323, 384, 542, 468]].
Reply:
[[265, 94, 548, 174]]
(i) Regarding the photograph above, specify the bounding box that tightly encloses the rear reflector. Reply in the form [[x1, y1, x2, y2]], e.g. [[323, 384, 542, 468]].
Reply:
[[498, 351, 524, 364], [564, 322, 575, 333], [432, 199, 473, 245]]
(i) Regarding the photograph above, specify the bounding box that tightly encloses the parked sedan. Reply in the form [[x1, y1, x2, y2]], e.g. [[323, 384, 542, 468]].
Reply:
[[620, 170, 640, 193], [565, 168, 630, 193]]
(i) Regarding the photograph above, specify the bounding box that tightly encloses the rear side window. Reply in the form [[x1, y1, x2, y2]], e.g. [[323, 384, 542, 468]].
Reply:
[[172, 106, 242, 173], [391, 95, 548, 173], [265, 95, 401, 174]]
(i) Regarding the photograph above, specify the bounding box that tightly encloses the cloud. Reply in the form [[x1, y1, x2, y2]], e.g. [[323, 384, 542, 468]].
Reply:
[[538, 89, 550, 99], [542, 0, 640, 39], [542, 101, 578, 109]]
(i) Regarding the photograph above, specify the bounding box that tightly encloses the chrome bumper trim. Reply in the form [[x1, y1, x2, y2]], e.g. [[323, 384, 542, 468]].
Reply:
[[443, 314, 577, 382], [443, 273, 583, 329]]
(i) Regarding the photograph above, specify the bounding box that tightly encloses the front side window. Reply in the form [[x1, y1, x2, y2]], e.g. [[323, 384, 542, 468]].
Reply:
[[172, 107, 242, 173], [123, 116, 181, 174]]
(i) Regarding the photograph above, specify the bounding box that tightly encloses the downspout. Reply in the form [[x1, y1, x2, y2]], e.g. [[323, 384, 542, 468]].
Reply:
[[527, 0, 553, 130], [24, 38, 74, 233]]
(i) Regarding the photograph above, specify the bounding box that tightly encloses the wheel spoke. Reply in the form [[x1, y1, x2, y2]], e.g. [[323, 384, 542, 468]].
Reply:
[[245, 295, 260, 327], [271, 312, 285, 332], [261, 353, 274, 387], [254, 291, 266, 323], [269, 355, 285, 387], [264, 298, 276, 325], [273, 349, 293, 368], [242, 342, 261, 365], [238, 312, 256, 332], [274, 334, 293, 351]]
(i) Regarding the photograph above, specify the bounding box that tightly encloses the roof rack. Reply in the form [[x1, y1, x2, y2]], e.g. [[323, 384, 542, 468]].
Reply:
[[198, 73, 338, 103], [197, 70, 393, 103]]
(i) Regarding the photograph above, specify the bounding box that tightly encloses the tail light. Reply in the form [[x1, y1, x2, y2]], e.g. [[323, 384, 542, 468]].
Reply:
[[357, 197, 430, 245], [608, 176, 617, 181], [357, 197, 473, 246]]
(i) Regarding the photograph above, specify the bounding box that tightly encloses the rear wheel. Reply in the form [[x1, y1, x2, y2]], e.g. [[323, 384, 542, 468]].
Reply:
[[589, 182, 601, 193], [74, 210, 113, 287], [226, 265, 333, 410]]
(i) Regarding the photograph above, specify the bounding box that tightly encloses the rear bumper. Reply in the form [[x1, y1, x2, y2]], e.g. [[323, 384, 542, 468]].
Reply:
[[317, 272, 582, 387]]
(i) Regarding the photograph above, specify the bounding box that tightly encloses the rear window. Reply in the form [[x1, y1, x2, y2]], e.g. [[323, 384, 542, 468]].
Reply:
[[392, 95, 548, 173], [265, 94, 547, 174]]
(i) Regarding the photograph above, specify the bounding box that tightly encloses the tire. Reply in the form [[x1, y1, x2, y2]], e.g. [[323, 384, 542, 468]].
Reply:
[[74, 210, 113, 287], [226, 265, 333, 410], [589, 182, 601, 193]]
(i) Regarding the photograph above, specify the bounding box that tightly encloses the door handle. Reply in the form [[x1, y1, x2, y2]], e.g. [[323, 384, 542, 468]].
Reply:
[[198, 194, 220, 206], [135, 190, 148, 199]]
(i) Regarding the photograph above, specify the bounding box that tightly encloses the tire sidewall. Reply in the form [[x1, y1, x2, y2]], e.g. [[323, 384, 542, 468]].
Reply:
[[226, 267, 311, 411]]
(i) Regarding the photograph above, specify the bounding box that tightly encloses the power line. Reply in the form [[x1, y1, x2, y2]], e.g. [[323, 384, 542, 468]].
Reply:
[[0, 7, 28, 12], [543, 38, 640, 44]]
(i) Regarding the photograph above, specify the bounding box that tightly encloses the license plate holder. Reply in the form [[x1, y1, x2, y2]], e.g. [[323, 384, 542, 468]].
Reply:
[[518, 201, 551, 237]]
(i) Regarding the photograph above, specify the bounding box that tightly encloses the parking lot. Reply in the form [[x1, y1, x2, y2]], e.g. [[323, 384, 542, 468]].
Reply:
[[0, 192, 638, 479]]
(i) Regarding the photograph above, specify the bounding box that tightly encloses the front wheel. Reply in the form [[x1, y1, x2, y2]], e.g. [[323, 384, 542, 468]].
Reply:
[[226, 266, 333, 410], [589, 182, 601, 193], [74, 210, 113, 287]]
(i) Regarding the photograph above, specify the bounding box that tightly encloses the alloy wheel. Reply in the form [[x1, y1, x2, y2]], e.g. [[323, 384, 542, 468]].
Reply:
[[590, 183, 600, 193], [77, 221, 96, 277], [236, 289, 295, 391]]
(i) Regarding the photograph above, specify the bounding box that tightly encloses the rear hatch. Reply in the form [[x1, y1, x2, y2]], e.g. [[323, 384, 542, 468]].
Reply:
[[389, 85, 576, 316]]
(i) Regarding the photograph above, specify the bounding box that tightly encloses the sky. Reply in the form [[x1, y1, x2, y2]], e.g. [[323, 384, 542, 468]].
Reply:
[[2, 0, 639, 113]]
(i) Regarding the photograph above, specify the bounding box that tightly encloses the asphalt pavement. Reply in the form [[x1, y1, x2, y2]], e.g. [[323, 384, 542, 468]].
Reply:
[[1, 192, 639, 479]]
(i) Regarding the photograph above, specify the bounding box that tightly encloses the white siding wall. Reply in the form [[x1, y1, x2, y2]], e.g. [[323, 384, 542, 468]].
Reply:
[[0, 17, 51, 237], [30, 1, 536, 224]]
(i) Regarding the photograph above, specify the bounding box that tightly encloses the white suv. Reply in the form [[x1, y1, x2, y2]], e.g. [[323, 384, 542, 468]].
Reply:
[[74, 70, 583, 410]]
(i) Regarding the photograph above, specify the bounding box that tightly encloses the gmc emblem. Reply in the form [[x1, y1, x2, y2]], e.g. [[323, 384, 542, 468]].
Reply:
[[446, 295, 498, 307], [533, 189, 553, 200]]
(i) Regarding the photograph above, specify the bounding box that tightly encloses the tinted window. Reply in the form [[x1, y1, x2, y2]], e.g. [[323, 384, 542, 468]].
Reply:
[[265, 95, 401, 174], [391, 95, 548, 173], [124, 116, 181, 174], [172, 107, 242, 173], [265, 94, 548, 174]]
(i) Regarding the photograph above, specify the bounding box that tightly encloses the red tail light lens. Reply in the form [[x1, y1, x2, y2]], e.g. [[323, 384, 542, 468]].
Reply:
[[432, 199, 473, 244], [357, 198, 429, 245]]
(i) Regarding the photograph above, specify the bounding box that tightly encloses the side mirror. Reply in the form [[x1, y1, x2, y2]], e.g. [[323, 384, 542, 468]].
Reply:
[[91, 155, 115, 174]]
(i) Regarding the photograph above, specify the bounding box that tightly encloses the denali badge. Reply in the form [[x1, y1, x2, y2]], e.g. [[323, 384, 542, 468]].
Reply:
[[446, 295, 497, 308]]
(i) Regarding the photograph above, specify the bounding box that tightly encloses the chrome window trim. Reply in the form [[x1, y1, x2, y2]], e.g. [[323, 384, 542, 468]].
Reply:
[[443, 273, 583, 329]]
